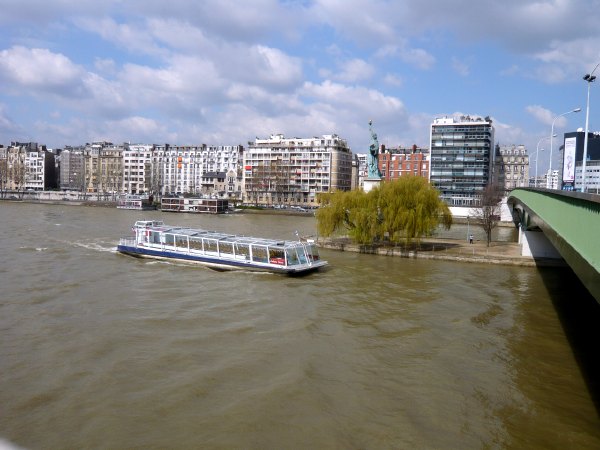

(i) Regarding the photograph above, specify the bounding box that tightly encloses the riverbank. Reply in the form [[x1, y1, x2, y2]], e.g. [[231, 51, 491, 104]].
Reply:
[[317, 236, 566, 268], [0, 198, 315, 214]]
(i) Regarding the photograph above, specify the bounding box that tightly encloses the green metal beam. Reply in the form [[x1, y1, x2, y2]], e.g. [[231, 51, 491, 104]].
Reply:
[[508, 188, 600, 302]]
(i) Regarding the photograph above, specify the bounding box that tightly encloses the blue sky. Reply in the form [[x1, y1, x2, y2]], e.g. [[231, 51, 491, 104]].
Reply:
[[1, 0, 600, 174]]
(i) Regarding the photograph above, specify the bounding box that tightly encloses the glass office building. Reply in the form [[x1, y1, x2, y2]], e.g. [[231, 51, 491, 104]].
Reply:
[[429, 115, 495, 206]]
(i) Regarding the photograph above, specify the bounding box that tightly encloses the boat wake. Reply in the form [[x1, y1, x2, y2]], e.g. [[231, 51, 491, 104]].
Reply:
[[19, 246, 49, 252], [71, 241, 116, 253]]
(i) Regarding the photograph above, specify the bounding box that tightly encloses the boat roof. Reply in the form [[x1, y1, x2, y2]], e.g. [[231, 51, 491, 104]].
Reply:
[[143, 223, 302, 247]]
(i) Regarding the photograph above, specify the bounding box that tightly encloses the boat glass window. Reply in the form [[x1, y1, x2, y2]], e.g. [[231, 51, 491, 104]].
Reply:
[[219, 242, 233, 255], [285, 248, 299, 265], [235, 243, 250, 259], [164, 234, 175, 246], [296, 245, 308, 264], [189, 237, 202, 250], [252, 246, 268, 263], [305, 244, 320, 261], [175, 235, 188, 248], [204, 239, 218, 253], [268, 248, 285, 265]]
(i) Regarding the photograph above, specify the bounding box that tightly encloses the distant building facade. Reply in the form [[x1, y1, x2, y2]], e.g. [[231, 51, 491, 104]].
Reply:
[[353, 153, 368, 190], [59, 146, 85, 191], [429, 115, 495, 206], [97, 144, 124, 197], [244, 134, 352, 207], [378, 145, 429, 181], [123, 144, 154, 195], [0, 142, 56, 192], [545, 169, 561, 190], [494, 144, 529, 193], [161, 145, 243, 197]]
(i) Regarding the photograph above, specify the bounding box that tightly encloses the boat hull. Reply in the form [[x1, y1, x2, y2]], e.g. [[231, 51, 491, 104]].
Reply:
[[117, 244, 327, 274]]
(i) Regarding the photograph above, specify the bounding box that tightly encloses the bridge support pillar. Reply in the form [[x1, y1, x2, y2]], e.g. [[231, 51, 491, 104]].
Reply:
[[519, 228, 563, 259]]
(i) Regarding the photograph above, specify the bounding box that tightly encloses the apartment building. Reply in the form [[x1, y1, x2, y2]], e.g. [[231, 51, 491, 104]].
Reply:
[[494, 144, 529, 193], [161, 145, 243, 197], [123, 144, 154, 195], [243, 134, 352, 207], [378, 145, 429, 181], [59, 146, 85, 190], [97, 145, 124, 197], [353, 153, 368, 190], [429, 115, 495, 206], [0, 142, 56, 192]]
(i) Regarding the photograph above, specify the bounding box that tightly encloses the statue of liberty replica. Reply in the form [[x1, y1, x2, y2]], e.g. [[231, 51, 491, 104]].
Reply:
[[364, 119, 382, 192]]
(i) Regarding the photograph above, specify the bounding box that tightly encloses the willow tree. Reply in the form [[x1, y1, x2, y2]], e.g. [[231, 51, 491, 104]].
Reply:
[[378, 176, 452, 245], [317, 189, 380, 244], [317, 176, 452, 246]]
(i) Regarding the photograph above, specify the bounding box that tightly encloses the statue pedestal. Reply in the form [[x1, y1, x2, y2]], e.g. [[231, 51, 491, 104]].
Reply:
[[363, 177, 382, 193]]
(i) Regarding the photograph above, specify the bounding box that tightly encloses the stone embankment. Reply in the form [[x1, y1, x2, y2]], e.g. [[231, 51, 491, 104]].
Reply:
[[317, 237, 566, 268]]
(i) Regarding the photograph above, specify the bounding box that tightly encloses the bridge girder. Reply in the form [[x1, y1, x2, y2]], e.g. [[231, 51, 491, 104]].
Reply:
[[508, 188, 600, 303]]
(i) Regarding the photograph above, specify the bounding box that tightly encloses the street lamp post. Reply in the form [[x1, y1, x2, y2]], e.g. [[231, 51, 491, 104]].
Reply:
[[550, 107, 581, 189], [582, 63, 599, 193], [535, 135, 555, 187]]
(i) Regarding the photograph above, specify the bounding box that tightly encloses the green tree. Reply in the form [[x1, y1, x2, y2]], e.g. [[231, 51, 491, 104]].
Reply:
[[317, 176, 452, 245]]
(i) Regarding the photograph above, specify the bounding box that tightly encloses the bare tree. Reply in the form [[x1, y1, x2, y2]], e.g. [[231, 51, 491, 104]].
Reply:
[[471, 184, 503, 247], [11, 153, 27, 199], [150, 161, 162, 200], [245, 163, 265, 206]]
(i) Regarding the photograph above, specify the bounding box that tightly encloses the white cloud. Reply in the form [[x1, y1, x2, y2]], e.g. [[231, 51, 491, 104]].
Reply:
[[329, 58, 375, 83], [491, 117, 527, 147], [75, 17, 168, 58], [310, 0, 398, 44], [0, 104, 24, 136], [0, 46, 86, 96], [146, 18, 210, 53], [531, 37, 600, 83], [383, 74, 403, 87], [0, 0, 109, 24], [526, 105, 554, 126], [302, 80, 404, 115], [107, 116, 172, 142], [94, 58, 117, 75], [525, 104, 582, 128], [251, 46, 304, 88], [375, 44, 435, 70]]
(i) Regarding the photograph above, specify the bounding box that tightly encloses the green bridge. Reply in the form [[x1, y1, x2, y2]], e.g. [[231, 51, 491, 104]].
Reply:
[[508, 188, 600, 303]]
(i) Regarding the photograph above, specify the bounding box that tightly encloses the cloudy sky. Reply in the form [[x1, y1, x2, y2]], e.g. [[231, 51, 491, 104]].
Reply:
[[1, 0, 600, 174]]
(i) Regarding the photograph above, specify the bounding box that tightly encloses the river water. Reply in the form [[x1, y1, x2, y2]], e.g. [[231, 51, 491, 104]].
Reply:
[[1, 202, 599, 449]]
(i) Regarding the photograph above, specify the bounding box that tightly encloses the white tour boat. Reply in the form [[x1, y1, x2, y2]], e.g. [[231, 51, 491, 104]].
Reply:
[[117, 220, 328, 274]]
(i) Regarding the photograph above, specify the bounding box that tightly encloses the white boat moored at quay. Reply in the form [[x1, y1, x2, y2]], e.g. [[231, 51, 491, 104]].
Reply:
[[116, 194, 156, 210], [117, 220, 328, 274]]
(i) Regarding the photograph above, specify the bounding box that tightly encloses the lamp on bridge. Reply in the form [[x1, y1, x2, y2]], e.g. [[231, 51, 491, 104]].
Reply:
[[582, 63, 599, 193], [550, 107, 581, 188], [535, 134, 555, 188]]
